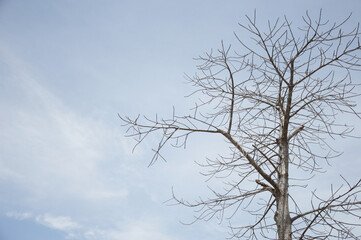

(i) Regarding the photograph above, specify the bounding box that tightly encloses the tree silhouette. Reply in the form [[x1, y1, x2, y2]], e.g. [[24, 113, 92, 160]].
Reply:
[[120, 11, 361, 239]]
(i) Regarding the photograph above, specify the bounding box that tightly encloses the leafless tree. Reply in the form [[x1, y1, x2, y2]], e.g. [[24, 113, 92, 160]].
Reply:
[[120, 11, 361, 240]]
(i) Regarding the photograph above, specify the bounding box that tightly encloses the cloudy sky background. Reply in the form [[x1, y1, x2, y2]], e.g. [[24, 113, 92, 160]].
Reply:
[[0, 1, 360, 239]]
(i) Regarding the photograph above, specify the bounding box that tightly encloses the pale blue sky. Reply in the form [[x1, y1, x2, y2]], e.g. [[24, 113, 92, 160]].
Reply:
[[0, 1, 360, 239]]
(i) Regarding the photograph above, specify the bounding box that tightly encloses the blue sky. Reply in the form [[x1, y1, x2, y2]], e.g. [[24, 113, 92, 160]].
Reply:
[[0, 0, 360, 239]]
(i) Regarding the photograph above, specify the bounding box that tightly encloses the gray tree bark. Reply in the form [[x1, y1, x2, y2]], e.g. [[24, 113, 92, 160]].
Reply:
[[276, 139, 292, 240]]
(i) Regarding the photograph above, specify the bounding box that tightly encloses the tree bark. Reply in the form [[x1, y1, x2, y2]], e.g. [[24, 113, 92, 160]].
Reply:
[[276, 79, 293, 239], [275, 138, 292, 240]]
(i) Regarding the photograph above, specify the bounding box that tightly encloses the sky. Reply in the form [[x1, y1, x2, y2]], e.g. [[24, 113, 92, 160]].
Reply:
[[0, 0, 360, 239]]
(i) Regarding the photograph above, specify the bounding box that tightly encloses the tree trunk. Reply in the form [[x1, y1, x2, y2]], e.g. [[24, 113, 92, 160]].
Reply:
[[275, 138, 292, 240]]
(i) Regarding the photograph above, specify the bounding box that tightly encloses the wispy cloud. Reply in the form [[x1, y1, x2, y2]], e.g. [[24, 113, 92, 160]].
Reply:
[[0, 41, 191, 240], [6, 211, 33, 220], [81, 218, 179, 240], [0, 46, 137, 237], [0, 45, 131, 204], [103, 219, 176, 240], [6, 211, 176, 240], [6, 211, 81, 238], [35, 214, 81, 232]]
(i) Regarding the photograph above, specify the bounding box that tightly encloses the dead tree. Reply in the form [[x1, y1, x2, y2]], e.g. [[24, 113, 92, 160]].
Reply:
[[120, 11, 361, 239]]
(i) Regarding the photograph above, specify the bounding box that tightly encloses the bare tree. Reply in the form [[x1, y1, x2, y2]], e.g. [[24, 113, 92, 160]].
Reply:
[[120, 11, 361, 240]]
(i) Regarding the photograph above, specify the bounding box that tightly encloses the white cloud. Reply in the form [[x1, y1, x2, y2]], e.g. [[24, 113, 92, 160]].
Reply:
[[6, 211, 33, 220], [35, 214, 81, 231], [6, 212, 176, 240], [107, 220, 173, 240], [80, 218, 177, 240], [6, 211, 81, 239]]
